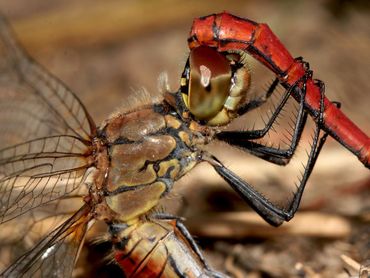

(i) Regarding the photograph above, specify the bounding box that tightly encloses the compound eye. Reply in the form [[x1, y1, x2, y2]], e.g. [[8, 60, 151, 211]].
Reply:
[[187, 46, 231, 120]]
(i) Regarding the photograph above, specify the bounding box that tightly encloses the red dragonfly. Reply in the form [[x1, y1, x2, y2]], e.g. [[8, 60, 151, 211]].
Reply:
[[0, 12, 368, 278], [188, 12, 370, 169]]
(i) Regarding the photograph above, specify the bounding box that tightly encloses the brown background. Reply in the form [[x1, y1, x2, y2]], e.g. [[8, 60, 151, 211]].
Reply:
[[0, 1, 369, 277]]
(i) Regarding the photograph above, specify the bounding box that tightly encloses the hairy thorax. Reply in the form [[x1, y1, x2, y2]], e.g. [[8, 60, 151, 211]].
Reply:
[[94, 103, 208, 222]]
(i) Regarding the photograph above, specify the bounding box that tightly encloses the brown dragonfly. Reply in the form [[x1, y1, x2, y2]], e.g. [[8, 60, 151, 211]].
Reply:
[[0, 15, 229, 277], [0, 12, 367, 278]]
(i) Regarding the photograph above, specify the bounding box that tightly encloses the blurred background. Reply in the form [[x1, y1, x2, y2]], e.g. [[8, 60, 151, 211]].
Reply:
[[0, 0, 368, 277]]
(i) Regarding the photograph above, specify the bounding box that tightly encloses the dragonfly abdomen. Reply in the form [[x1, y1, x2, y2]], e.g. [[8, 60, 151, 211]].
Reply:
[[111, 218, 220, 278]]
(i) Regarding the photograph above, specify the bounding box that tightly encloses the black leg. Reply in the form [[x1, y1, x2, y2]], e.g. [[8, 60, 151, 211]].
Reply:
[[234, 57, 306, 117], [231, 79, 297, 140], [203, 77, 329, 227], [151, 213, 227, 278], [151, 213, 209, 270], [286, 79, 328, 214], [217, 76, 309, 165], [236, 77, 280, 115], [230, 58, 311, 140], [208, 154, 285, 226]]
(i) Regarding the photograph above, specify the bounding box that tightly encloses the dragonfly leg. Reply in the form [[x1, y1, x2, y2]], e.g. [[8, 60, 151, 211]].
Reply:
[[151, 213, 212, 270], [237, 77, 280, 115], [151, 213, 228, 278], [232, 61, 311, 139], [217, 74, 310, 165], [205, 79, 329, 226], [286, 79, 329, 216], [206, 132, 327, 227]]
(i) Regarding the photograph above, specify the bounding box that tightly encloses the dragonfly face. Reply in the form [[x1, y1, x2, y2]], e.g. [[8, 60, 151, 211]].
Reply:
[[179, 45, 251, 126]]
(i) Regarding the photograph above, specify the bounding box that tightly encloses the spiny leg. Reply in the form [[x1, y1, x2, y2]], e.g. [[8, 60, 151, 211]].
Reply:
[[237, 77, 280, 115], [287, 79, 336, 214], [151, 213, 228, 278], [217, 70, 312, 165], [204, 78, 330, 226], [228, 57, 311, 140], [217, 87, 307, 165]]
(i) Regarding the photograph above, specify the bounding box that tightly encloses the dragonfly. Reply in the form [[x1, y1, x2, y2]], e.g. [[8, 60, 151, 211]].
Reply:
[[0, 11, 368, 278], [188, 12, 370, 169]]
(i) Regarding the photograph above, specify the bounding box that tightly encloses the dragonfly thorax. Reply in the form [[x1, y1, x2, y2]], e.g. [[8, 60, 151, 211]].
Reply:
[[96, 105, 207, 222]]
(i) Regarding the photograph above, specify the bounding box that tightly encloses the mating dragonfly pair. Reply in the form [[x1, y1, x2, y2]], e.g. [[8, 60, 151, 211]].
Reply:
[[0, 12, 368, 277]]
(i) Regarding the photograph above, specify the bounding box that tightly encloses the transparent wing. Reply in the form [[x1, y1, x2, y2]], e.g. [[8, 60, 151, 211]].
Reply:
[[0, 15, 97, 223], [0, 15, 96, 142], [0, 204, 91, 278]]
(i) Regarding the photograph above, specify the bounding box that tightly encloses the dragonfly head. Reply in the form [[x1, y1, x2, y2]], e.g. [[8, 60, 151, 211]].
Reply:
[[179, 46, 251, 126]]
